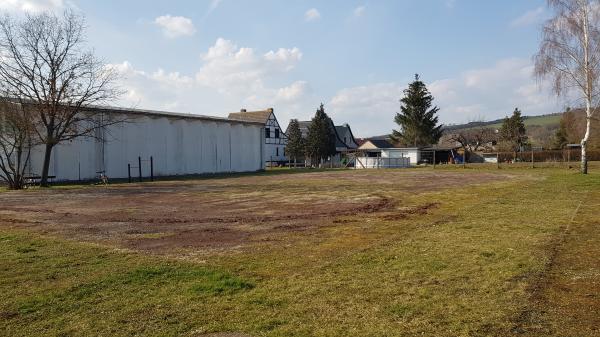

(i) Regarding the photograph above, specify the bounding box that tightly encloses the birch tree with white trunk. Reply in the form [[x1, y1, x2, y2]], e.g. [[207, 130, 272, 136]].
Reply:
[[534, 0, 600, 174]]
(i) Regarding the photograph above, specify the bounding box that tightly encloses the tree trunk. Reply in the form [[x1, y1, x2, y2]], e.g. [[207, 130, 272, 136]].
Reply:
[[581, 112, 590, 174], [581, 83, 592, 174], [582, 4, 591, 175], [40, 143, 54, 187]]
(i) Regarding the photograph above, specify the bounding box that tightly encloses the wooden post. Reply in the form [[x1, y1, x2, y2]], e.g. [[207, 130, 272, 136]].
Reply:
[[531, 150, 534, 169], [128, 163, 131, 183], [150, 156, 154, 182], [138, 156, 142, 182], [433, 150, 436, 169], [496, 152, 500, 169]]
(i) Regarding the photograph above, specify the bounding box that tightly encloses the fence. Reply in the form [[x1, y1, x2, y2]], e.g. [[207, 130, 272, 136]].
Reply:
[[127, 156, 154, 183], [354, 157, 411, 169], [495, 149, 600, 163]]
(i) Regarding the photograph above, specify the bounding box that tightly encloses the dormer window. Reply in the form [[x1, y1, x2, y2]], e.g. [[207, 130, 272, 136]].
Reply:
[[265, 127, 270, 138]]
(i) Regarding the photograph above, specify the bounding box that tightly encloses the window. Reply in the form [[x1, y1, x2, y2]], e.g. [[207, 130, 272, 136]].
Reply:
[[344, 137, 347, 144], [265, 127, 270, 138], [276, 147, 279, 156], [275, 128, 280, 139]]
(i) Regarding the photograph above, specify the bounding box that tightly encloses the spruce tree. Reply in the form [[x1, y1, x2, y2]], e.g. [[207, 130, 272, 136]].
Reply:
[[554, 117, 569, 150], [499, 108, 528, 152], [305, 103, 336, 165], [285, 119, 305, 166], [391, 74, 443, 147]]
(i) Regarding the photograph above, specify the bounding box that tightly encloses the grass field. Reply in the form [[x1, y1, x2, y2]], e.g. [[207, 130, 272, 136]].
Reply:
[[1, 166, 599, 336]]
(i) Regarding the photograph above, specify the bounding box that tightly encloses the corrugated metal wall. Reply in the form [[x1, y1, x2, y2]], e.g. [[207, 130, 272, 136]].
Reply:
[[27, 113, 265, 181]]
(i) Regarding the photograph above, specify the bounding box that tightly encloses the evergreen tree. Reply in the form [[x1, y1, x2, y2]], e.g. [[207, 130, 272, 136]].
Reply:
[[391, 74, 443, 147], [285, 119, 305, 166], [499, 108, 528, 152], [554, 116, 569, 149], [305, 103, 336, 164]]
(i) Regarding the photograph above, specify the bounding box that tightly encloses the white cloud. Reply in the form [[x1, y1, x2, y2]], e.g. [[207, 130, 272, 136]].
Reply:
[[154, 15, 196, 38], [305, 8, 320, 21], [353, 6, 366, 17], [0, 0, 64, 12], [429, 58, 560, 124], [277, 81, 308, 101], [328, 58, 562, 136], [195, 38, 302, 94], [510, 7, 545, 28], [329, 83, 405, 136], [110, 38, 310, 130], [208, 0, 222, 13]]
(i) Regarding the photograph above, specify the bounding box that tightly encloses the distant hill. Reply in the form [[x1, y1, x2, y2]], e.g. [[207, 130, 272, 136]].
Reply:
[[365, 113, 563, 147], [442, 113, 564, 147], [443, 113, 563, 132]]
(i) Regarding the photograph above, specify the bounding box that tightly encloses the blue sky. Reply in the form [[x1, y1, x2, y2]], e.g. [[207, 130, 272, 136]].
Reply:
[[1, 0, 564, 136]]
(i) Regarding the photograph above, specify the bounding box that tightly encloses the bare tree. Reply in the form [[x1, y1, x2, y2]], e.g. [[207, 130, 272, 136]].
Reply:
[[447, 125, 497, 163], [534, 0, 600, 174], [0, 10, 123, 186], [0, 98, 34, 189]]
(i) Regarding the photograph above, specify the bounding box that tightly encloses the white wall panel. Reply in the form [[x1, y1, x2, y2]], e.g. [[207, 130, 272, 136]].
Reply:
[[26, 112, 264, 181]]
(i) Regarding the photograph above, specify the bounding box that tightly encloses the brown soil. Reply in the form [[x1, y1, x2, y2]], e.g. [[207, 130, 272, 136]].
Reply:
[[380, 202, 440, 221], [0, 170, 505, 254]]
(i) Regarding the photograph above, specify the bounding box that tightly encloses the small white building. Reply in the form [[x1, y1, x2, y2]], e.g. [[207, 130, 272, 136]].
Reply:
[[228, 108, 287, 165], [381, 148, 420, 165], [26, 106, 266, 181], [355, 139, 418, 168]]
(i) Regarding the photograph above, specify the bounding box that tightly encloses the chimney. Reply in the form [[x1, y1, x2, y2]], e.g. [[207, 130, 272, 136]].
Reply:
[[267, 108, 274, 113], [240, 109, 246, 112]]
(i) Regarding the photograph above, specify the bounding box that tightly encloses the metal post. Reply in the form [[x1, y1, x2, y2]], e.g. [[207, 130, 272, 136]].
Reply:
[[150, 156, 154, 182], [128, 163, 131, 183], [138, 156, 142, 182], [433, 150, 436, 169]]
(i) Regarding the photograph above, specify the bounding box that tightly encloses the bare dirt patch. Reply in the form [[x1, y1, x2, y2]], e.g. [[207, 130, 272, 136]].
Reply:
[[0, 170, 506, 254], [380, 202, 440, 221]]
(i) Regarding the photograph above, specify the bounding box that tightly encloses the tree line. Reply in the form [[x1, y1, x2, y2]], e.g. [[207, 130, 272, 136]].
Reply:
[[286, 104, 337, 167]]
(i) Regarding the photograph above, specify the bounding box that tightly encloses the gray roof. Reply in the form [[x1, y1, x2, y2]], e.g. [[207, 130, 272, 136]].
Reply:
[[79, 105, 265, 126], [291, 120, 357, 150], [2, 98, 264, 126], [368, 139, 394, 148]]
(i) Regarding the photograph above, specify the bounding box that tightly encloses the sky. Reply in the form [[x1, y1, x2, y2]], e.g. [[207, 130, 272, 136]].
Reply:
[[0, 0, 568, 137]]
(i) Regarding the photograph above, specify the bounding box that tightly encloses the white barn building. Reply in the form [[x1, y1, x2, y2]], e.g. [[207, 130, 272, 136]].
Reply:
[[26, 107, 265, 182]]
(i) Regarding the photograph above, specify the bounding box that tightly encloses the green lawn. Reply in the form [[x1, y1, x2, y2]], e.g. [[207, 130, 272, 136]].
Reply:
[[1, 166, 599, 336]]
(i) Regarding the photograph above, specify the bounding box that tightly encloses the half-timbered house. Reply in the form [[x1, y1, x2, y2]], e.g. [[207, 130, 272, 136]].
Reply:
[[228, 108, 288, 165]]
